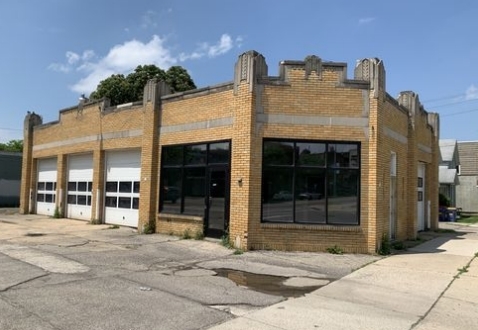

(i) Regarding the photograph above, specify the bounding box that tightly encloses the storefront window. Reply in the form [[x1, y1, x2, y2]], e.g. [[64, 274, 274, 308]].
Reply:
[[262, 139, 360, 225]]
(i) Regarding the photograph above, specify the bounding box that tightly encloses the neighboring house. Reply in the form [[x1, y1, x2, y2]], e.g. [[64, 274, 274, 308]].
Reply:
[[19, 51, 439, 254], [0, 151, 22, 207], [438, 139, 459, 206], [456, 141, 478, 214]]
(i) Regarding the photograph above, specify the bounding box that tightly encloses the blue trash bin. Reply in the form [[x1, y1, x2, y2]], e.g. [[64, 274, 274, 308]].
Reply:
[[448, 207, 457, 222]]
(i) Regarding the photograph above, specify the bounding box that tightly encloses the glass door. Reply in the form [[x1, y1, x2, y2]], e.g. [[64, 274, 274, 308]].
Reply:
[[205, 167, 229, 238]]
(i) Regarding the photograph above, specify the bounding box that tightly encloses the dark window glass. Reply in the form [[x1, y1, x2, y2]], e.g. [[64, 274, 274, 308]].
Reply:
[[105, 196, 117, 208], [209, 142, 230, 164], [132, 197, 139, 209], [37, 193, 45, 202], [185, 144, 207, 165], [162, 146, 183, 166], [262, 140, 360, 225], [328, 143, 359, 168], [161, 168, 182, 214], [263, 141, 294, 166], [118, 197, 131, 209], [119, 181, 132, 193], [45, 194, 54, 203], [327, 169, 359, 225], [78, 182, 87, 192], [77, 195, 87, 205], [67, 195, 76, 204], [133, 181, 140, 193], [183, 167, 206, 216], [68, 182, 76, 191], [106, 182, 118, 193], [88, 182, 93, 192], [262, 168, 294, 223], [87, 196, 92, 206], [295, 168, 326, 224], [45, 182, 54, 191], [53, 182, 57, 190], [37, 182, 45, 191], [297, 142, 326, 166]]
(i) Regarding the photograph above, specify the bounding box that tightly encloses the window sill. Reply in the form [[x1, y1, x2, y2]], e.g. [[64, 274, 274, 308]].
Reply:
[[260, 222, 362, 232]]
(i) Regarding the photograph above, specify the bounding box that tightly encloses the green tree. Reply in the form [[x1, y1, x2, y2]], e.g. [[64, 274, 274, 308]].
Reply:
[[165, 66, 196, 93], [89, 74, 133, 106], [0, 139, 23, 152], [89, 64, 195, 106]]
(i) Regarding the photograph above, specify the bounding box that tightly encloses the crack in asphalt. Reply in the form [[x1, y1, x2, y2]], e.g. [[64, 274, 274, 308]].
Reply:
[[0, 273, 49, 293]]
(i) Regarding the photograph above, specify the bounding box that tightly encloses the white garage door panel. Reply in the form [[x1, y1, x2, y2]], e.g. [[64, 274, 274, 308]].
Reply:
[[37, 158, 57, 216], [105, 150, 141, 228], [67, 154, 93, 221]]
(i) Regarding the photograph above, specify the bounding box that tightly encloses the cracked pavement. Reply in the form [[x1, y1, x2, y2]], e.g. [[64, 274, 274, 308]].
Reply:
[[0, 211, 379, 330]]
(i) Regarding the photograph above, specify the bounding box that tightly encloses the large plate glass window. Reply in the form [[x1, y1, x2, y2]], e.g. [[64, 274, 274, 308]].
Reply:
[[262, 139, 360, 225]]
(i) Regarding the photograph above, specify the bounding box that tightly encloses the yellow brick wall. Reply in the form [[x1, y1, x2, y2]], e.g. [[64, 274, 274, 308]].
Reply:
[[21, 53, 439, 255]]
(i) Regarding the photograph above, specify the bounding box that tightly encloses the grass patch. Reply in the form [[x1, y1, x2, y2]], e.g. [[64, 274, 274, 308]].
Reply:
[[326, 245, 344, 255], [457, 215, 478, 224], [107, 224, 120, 229], [435, 228, 456, 234]]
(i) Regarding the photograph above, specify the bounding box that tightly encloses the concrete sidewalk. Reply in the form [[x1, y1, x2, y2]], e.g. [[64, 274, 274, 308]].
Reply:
[[209, 224, 478, 330]]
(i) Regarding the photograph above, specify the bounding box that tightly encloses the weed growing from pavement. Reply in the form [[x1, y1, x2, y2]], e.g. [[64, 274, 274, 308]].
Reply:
[[52, 206, 62, 219], [378, 234, 391, 255], [194, 230, 204, 240], [107, 225, 120, 229], [326, 245, 343, 255], [182, 229, 192, 239]]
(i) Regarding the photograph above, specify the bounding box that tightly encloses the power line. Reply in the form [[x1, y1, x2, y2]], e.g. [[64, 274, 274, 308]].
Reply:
[[0, 127, 22, 131], [440, 108, 478, 117], [429, 98, 478, 109]]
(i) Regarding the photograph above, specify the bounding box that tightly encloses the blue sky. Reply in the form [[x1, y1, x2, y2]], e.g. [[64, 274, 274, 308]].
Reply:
[[1, 0, 478, 143]]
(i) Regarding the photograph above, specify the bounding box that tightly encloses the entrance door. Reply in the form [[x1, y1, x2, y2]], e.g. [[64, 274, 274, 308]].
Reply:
[[417, 163, 426, 231], [205, 167, 229, 238], [389, 152, 397, 240]]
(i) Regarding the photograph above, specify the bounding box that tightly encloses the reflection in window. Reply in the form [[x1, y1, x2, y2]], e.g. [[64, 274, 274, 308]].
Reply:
[[106, 182, 118, 192], [119, 181, 132, 193], [37, 193, 45, 202], [37, 182, 45, 190], [262, 139, 360, 225], [45, 182, 54, 191], [185, 144, 207, 165], [77, 195, 87, 205], [67, 195, 76, 204], [78, 182, 87, 192], [105, 196, 117, 207], [183, 167, 206, 216], [133, 181, 140, 193], [45, 194, 54, 203], [159, 140, 231, 215], [68, 182, 76, 191], [132, 197, 139, 209], [118, 197, 131, 209]]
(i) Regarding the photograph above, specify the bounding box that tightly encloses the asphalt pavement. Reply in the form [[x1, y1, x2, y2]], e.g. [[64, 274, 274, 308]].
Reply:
[[1, 210, 477, 330]]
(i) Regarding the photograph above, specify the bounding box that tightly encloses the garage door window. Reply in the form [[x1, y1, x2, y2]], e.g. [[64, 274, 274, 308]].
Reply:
[[67, 181, 93, 206], [105, 181, 140, 210], [37, 181, 56, 203]]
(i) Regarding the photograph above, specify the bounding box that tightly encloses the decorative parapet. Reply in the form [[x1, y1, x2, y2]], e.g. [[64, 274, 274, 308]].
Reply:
[[354, 58, 386, 98], [233, 50, 268, 94]]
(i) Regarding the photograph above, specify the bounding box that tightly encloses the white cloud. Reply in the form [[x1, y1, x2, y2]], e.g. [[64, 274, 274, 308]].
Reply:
[[179, 34, 243, 61], [69, 35, 176, 94], [208, 34, 233, 57], [465, 84, 478, 100], [49, 33, 242, 95], [359, 17, 375, 25]]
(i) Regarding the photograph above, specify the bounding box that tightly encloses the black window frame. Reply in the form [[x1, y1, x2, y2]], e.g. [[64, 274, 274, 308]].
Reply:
[[159, 140, 231, 216], [262, 139, 360, 225]]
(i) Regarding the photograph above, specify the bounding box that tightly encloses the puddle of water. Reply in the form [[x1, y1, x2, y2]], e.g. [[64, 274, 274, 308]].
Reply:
[[25, 233, 45, 237], [215, 268, 329, 298]]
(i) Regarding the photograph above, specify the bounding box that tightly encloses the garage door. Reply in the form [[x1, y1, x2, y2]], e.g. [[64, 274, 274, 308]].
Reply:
[[104, 149, 141, 227], [36, 158, 57, 216], [67, 154, 93, 221]]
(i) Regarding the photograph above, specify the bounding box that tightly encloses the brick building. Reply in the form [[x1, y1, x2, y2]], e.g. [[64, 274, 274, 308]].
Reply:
[[20, 51, 439, 253]]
